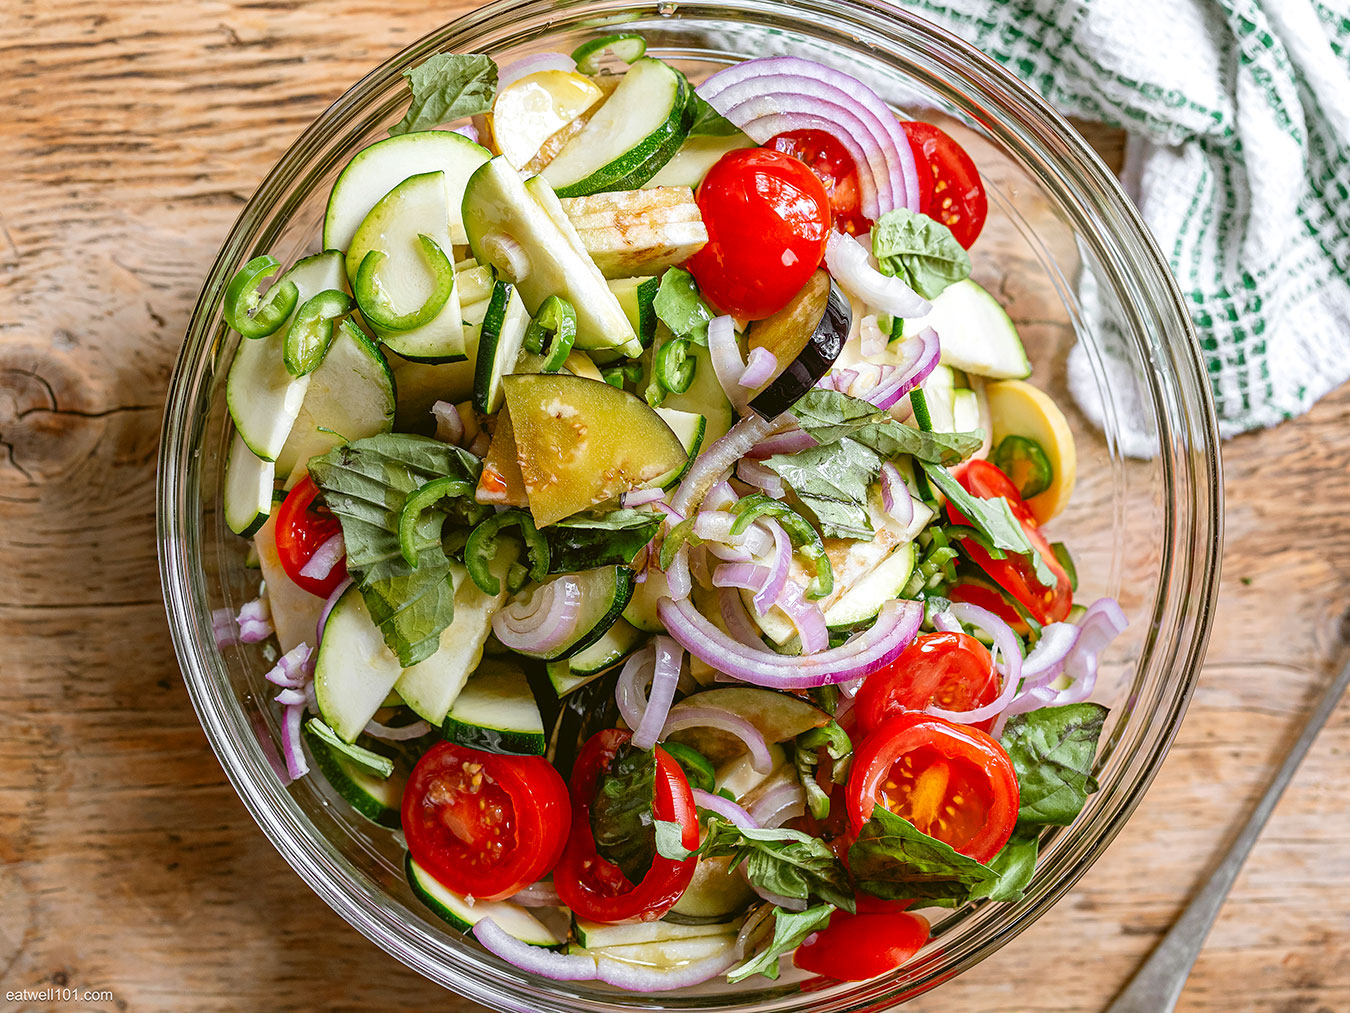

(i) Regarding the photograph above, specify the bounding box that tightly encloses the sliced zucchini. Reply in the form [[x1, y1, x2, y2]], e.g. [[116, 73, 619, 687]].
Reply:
[[715, 744, 786, 801], [508, 565, 634, 661], [304, 723, 409, 828], [666, 688, 829, 764], [346, 171, 465, 363], [901, 278, 1031, 380], [571, 33, 647, 76], [485, 69, 606, 170], [472, 279, 531, 414], [608, 275, 658, 347], [660, 341, 733, 448], [573, 933, 738, 966], [223, 431, 274, 537], [406, 855, 564, 947], [461, 156, 638, 355], [314, 582, 404, 742], [644, 133, 755, 189], [275, 319, 396, 481], [443, 659, 546, 755], [226, 250, 346, 461], [621, 566, 670, 634], [952, 387, 980, 433], [668, 857, 755, 920], [649, 406, 705, 488], [390, 346, 477, 433], [546, 618, 645, 696], [574, 915, 738, 949], [822, 541, 916, 630], [395, 560, 510, 725], [502, 373, 687, 526], [919, 364, 957, 434], [323, 130, 490, 251], [540, 57, 693, 196], [455, 261, 496, 306]]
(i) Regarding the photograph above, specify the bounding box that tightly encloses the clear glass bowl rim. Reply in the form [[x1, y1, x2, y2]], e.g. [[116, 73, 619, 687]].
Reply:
[[157, 0, 1223, 1009]]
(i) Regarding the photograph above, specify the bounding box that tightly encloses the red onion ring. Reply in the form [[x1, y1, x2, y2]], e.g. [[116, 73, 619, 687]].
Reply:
[[930, 608, 961, 634], [450, 123, 480, 143], [860, 314, 888, 357], [692, 788, 759, 828], [664, 544, 692, 598], [735, 459, 785, 499], [274, 687, 306, 707], [474, 917, 597, 980], [753, 520, 791, 615], [616, 644, 657, 730], [746, 428, 818, 459], [430, 400, 465, 445], [670, 415, 777, 518], [212, 607, 240, 648], [708, 314, 748, 411], [468, 431, 491, 458], [775, 582, 828, 654], [492, 576, 584, 653], [926, 602, 1023, 725], [299, 531, 346, 581], [316, 577, 352, 644], [880, 461, 914, 527], [748, 780, 806, 829], [594, 943, 738, 991], [1020, 621, 1082, 684], [265, 642, 315, 689], [633, 637, 683, 750], [713, 562, 772, 594], [658, 596, 922, 690], [364, 717, 432, 741], [703, 480, 739, 512], [661, 705, 775, 773], [496, 52, 577, 92], [719, 586, 769, 649], [825, 230, 931, 318], [621, 487, 666, 508], [236, 596, 273, 643], [508, 880, 562, 908], [865, 328, 941, 410], [739, 346, 778, 389], [281, 702, 308, 780]]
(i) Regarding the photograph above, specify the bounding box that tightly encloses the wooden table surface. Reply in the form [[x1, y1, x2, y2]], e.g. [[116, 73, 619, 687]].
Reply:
[[3, 2, 1348, 1010]]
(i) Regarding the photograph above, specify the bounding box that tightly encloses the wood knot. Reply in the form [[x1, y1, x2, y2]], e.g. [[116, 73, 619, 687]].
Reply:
[[0, 343, 107, 486]]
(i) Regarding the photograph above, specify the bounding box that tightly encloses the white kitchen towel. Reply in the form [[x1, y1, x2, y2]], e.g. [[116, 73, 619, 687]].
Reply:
[[897, 0, 1350, 453]]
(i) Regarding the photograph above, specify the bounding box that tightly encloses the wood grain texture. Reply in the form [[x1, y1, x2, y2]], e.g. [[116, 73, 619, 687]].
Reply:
[[1, 3, 1346, 1011]]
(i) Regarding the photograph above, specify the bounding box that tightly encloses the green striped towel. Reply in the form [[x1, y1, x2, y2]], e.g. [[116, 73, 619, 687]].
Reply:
[[897, 0, 1350, 452]]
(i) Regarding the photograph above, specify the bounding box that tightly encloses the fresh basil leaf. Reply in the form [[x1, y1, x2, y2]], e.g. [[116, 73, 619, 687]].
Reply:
[[848, 806, 999, 902], [791, 390, 982, 464], [871, 208, 972, 300], [927, 827, 1039, 908], [389, 53, 497, 136], [726, 904, 835, 983], [687, 92, 743, 138], [655, 818, 697, 861], [797, 720, 853, 785], [543, 508, 662, 572], [308, 434, 485, 666], [764, 438, 879, 540], [1000, 703, 1108, 826], [652, 266, 714, 346], [589, 743, 659, 883], [921, 463, 1059, 587], [700, 818, 855, 912]]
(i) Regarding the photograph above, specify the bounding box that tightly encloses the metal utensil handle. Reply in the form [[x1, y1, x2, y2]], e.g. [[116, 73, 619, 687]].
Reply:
[[1105, 653, 1350, 1013]]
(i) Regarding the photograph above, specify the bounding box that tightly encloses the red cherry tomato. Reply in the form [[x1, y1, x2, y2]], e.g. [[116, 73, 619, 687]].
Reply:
[[900, 121, 987, 249], [402, 742, 571, 902], [855, 632, 998, 734], [794, 909, 930, 980], [274, 476, 348, 598], [947, 581, 1030, 634], [847, 712, 1019, 864], [687, 148, 832, 320], [947, 459, 1073, 624], [765, 129, 870, 236], [553, 729, 699, 923]]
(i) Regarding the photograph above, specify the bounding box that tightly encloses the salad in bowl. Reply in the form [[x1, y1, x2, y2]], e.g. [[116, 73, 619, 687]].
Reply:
[[213, 31, 1128, 992]]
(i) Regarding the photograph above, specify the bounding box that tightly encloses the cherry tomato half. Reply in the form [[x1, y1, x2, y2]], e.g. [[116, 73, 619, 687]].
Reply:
[[947, 459, 1072, 625], [847, 712, 1019, 864], [900, 121, 987, 249], [687, 148, 832, 320], [766, 129, 869, 236], [553, 729, 699, 923], [855, 632, 998, 734], [947, 581, 1029, 634], [794, 909, 930, 981], [402, 742, 571, 902], [275, 475, 348, 598]]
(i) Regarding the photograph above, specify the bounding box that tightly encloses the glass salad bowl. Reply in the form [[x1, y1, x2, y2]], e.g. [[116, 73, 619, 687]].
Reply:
[[156, 0, 1222, 1008]]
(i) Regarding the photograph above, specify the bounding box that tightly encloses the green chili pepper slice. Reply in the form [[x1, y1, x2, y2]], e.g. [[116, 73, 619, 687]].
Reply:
[[658, 517, 702, 570], [729, 493, 834, 600], [396, 477, 475, 567], [907, 386, 936, 502], [283, 288, 353, 377], [1050, 540, 1078, 591], [464, 509, 549, 595], [353, 234, 454, 333], [524, 295, 577, 373], [571, 32, 647, 75], [662, 742, 716, 793], [601, 362, 644, 388], [222, 255, 299, 339], [992, 434, 1054, 500], [654, 337, 695, 394]]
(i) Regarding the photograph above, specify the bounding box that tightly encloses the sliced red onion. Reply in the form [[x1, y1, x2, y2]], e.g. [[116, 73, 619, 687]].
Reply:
[[714, 562, 772, 593], [509, 880, 562, 908], [450, 123, 480, 142], [825, 230, 931, 318], [616, 645, 658, 730], [212, 606, 240, 647], [496, 52, 577, 91], [430, 400, 465, 445], [747, 882, 808, 912], [655, 501, 685, 524], [364, 717, 432, 740], [694, 511, 772, 556], [689, 544, 714, 589], [662, 706, 775, 773], [860, 314, 888, 357], [735, 904, 775, 959], [594, 944, 738, 991], [633, 637, 683, 750], [739, 347, 778, 389], [708, 314, 748, 411], [747, 428, 818, 459], [670, 415, 776, 518], [658, 596, 923, 690], [703, 480, 739, 512], [926, 602, 1024, 725], [274, 687, 306, 707], [879, 461, 914, 527], [316, 576, 353, 643], [265, 643, 313, 688], [692, 788, 759, 828], [1015, 598, 1128, 711], [492, 576, 584, 653], [1020, 622, 1082, 684], [706, 541, 753, 563], [753, 520, 791, 615], [468, 431, 491, 458], [775, 583, 828, 654], [748, 780, 806, 829], [300, 532, 346, 582], [473, 917, 597, 980], [736, 459, 785, 499], [281, 702, 308, 780], [665, 544, 692, 599], [237, 596, 273, 643], [621, 487, 666, 508], [931, 608, 962, 634], [865, 328, 941, 410], [719, 586, 768, 649]]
